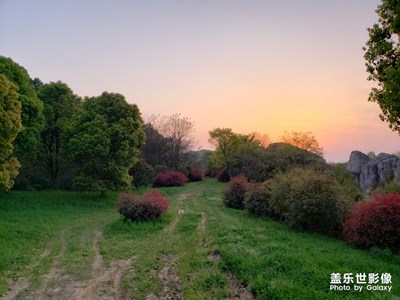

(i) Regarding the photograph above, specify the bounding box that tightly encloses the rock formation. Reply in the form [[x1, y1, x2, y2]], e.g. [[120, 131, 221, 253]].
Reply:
[[347, 151, 400, 194]]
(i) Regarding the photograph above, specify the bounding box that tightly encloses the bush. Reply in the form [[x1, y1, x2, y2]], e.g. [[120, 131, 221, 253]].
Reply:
[[223, 175, 249, 209], [188, 168, 204, 182], [269, 168, 352, 237], [343, 193, 400, 253], [216, 168, 230, 182], [117, 190, 169, 221], [331, 163, 362, 201], [129, 160, 155, 188], [230, 147, 277, 182], [374, 181, 400, 194], [244, 182, 273, 216], [152, 171, 188, 187]]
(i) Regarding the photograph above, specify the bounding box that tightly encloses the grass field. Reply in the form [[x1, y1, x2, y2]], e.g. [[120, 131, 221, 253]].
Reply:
[[0, 179, 399, 299]]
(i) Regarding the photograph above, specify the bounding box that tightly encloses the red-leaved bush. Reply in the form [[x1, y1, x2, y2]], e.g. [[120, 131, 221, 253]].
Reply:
[[216, 168, 230, 182], [117, 190, 169, 221], [152, 171, 188, 187], [223, 175, 249, 209], [344, 193, 400, 253], [188, 168, 204, 182]]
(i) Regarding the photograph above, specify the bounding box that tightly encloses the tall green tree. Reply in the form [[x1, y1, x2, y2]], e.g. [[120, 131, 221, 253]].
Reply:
[[0, 75, 22, 191], [208, 128, 238, 169], [37, 81, 81, 188], [364, 0, 400, 132], [67, 92, 145, 192], [0, 56, 44, 186], [209, 128, 261, 169]]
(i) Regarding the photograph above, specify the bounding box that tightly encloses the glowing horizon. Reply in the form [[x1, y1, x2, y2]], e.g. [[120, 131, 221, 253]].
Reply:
[[1, 0, 399, 162]]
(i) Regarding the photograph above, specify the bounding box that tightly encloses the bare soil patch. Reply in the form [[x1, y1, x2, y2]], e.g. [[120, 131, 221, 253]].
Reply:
[[147, 254, 182, 300]]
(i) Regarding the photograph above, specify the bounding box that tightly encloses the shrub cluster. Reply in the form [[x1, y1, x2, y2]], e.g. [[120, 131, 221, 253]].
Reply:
[[344, 193, 400, 253], [129, 159, 155, 188], [152, 171, 188, 187], [188, 168, 204, 182], [243, 168, 351, 237], [223, 175, 249, 209], [244, 182, 273, 216], [117, 190, 169, 221], [215, 168, 230, 182]]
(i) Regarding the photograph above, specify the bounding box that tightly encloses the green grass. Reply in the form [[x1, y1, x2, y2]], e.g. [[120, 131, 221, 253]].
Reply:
[[0, 179, 399, 299]]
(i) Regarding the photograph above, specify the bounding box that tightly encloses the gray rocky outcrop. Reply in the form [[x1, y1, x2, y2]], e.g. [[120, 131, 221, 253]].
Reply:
[[347, 151, 400, 194]]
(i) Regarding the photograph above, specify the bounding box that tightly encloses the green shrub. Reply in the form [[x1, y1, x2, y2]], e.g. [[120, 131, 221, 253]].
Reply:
[[244, 182, 273, 216], [129, 159, 155, 188], [374, 181, 400, 194], [331, 163, 362, 201], [269, 168, 352, 237]]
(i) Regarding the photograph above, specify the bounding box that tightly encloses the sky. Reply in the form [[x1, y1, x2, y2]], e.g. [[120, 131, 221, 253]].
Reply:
[[1, 0, 399, 162]]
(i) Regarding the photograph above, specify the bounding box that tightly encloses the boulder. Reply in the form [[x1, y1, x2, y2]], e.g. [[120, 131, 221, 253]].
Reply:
[[347, 151, 370, 174], [347, 151, 399, 194]]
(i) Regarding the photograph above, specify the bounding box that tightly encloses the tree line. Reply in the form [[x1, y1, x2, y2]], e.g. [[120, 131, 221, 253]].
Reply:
[[1, 55, 327, 193], [0, 56, 198, 193]]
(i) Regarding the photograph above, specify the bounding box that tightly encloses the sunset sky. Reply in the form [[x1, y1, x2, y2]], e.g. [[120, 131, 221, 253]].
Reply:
[[1, 0, 399, 162]]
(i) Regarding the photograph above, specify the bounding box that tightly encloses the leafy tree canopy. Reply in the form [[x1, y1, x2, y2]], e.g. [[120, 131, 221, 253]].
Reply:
[[279, 131, 323, 156], [0, 75, 22, 191], [37, 81, 81, 188], [0, 56, 44, 160], [364, 0, 400, 132], [66, 92, 145, 192]]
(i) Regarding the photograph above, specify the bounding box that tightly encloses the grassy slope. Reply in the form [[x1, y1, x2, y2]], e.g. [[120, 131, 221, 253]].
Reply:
[[0, 179, 399, 299]]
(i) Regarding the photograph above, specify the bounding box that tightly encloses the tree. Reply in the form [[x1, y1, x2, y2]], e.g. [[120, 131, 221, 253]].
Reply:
[[279, 131, 323, 156], [0, 75, 22, 191], [209, 128, 261, 170], [140, 123, 169, 167], [364, 0, 400, 132], [66, 92, 145, 192], [147, 114, 197, 169], [0, 56, 44, 187], [249, 132, 271, 147], [37, 81, 81, 188], [208, 128, 239, 169]]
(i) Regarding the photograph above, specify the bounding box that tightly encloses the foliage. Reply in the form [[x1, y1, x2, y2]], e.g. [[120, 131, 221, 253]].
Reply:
[[264, 142, 326, 172], [0, 75, 22, 191], [230, 146, 276, 182], [331, 163, 362, 201], [209, 128, 261, 170], [66, 92, 145, 192], [223, 175, 249, 209], [129, 159, 155, 188], [208, 128, 239, 169], [364, 0, 400, 133], [248, 132, 271, 147], [269, 168, 352, 237], [0, 56, 44, 187], [279, 131, 323, 156], [244, 182, 273, 216], [140, 122, 169, 167], [147, 114, 197, 169], [188, 168, 204, 182], [37, 81, 81, 188], [152, 171, 188, 187], [374, 181, 400, 194], [215, 168, 230, 182], [344, 193, 400, 253], [117, 190, 169, 221]]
